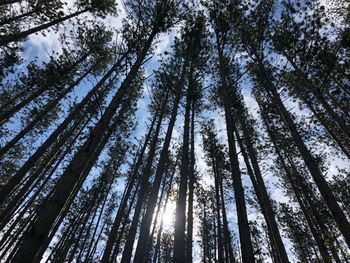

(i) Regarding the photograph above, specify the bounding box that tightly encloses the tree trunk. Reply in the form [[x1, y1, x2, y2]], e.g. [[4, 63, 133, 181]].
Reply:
[[134, 85, 186, 263], [0, 68, 91, 158], [267, 82, 350, 248], [216, 39, 255, 262], [284, 54, 350, 140], [235, 118, 289, 263], [0, 0, 22, 7], [185, 100, 196, 263], [0, 116, 89, 230], [220, 172, 236, 263], [173, 86, 192, 263], [0, 9, 89, 46], [120, 91, 168, 263], [0, 52, 89, 126], [235, 128, 281, 263], [152, 158, 177, 263], [0, 9, 36, 26], [0, 52, 127, 205], [213, 158, 224, 263], [100, 106, 159, 262], [303, 96, 350, 159], [262, 111, 333, 262], [10, 33, 155, 261], [132, 61, 186, 263]]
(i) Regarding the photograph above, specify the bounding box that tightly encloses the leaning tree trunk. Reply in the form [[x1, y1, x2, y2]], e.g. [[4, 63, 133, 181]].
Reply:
[[30, 97, 132, 262], [0, 116, 90, 230], [282, 52, 350, 141], [10, 30, 157, 263], [0, 52, 128, 205], [173, 86, 192, 263], [132, 61, 187, 263], [216, 41, 255, 261], [262, 111, 334, 262], [0, 9, 37, 26], [185, 99, 196, 263], [0, 0, 22, 7], [152, 158, 177, 263], [0, 68, 91, 158], [236, 115, 290, 263], [0, 8, 90, 46], [266, 81, 350, 248], [0, 52, 89, 126], [100, 106, 159, 262], [120, 92, 168, 263]]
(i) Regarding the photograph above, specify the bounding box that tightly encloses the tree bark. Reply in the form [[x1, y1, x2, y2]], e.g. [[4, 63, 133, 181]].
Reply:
[[173, 85, 192, 263], [185, 99, 196, 263], [132, 62, 186, 263], [0, 52, 127, 205], [0, 9, 90, 46], [100, 107, 159, 262], [216, 38, 255, 262], [120, 91, 168, 263], [10, 32, 155, 261]]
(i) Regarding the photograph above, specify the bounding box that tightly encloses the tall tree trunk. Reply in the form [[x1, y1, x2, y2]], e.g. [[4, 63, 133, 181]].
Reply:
[[284, 54, 350, 140], [213, 158, 224, 263], [235, 128, 280, 263], [266, 82, 350, 247], [10, 33, 155, 260], [216, 40, 255, 261], [302, 96, 350, 159], [0, 116, 90, 230], [0, 9, 90, 46], [0, 52, 127, 205], [185, 100, 196, 263], [30, 98, 132, 262], [173, 85, 192, 263], [235, 122, 289, 262], [100, 106, 159, 262], [262, 111, 334, 262], [0, 0, 22, 7], [0, 52, 90, 125], [120, 91, 168, 263], [0, 9, 36, 26], [0, 68, 91, 158], [152, 158, 177, 263], [110, 180, 141, 260], [132, 62, 186, 263], [219, 172, 236, 263]]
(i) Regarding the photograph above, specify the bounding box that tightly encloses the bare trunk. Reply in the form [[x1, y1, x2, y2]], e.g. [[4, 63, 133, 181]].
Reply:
[[216, 40, 255, 261], [120, 92, 167, 263], [173, 86, 192, 263], [100, 106, 159, 262], [185, 100, 196, 263], [0, 55, 126, 204], [10, 40, 152, 260], [0, 9, 89, 46], [132, 62, 186, 263]]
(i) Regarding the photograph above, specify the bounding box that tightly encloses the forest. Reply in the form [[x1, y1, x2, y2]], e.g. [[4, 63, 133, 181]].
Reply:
[[0, 0, 350, 262]]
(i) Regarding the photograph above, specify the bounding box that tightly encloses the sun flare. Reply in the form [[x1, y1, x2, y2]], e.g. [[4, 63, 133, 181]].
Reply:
[[161, 201, 176, 230]]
